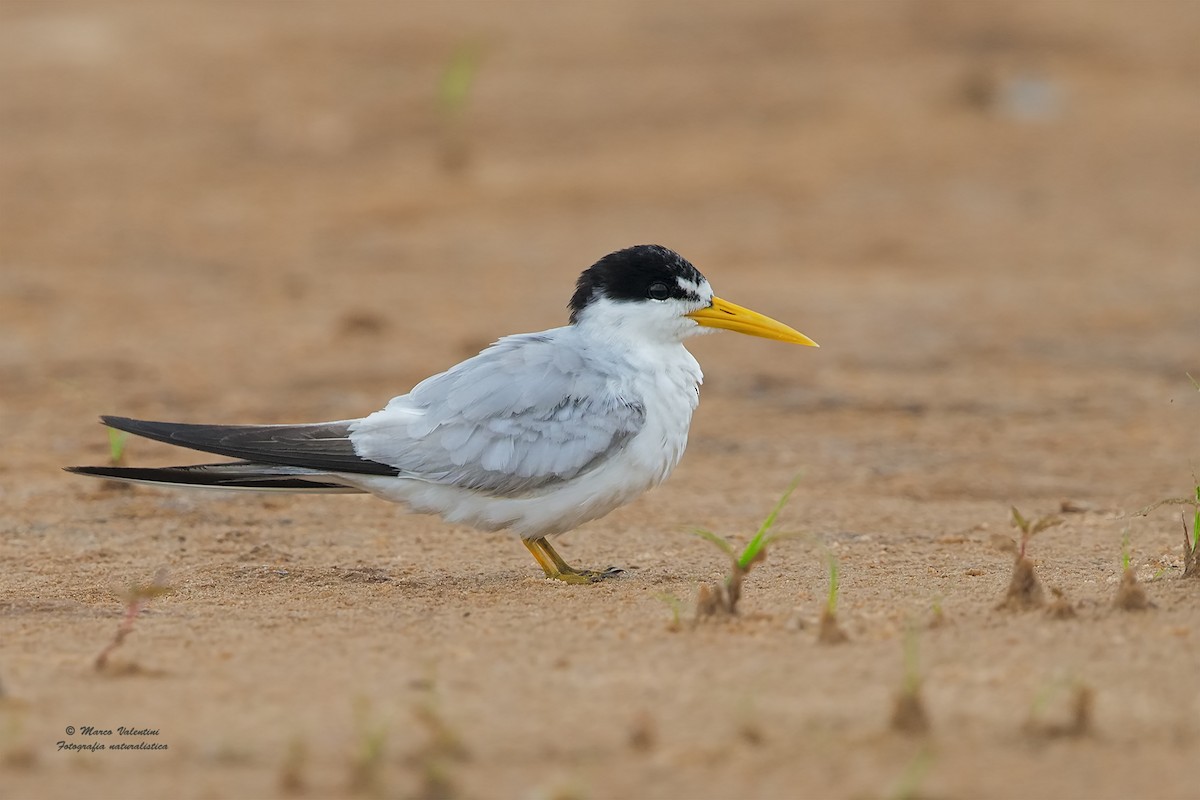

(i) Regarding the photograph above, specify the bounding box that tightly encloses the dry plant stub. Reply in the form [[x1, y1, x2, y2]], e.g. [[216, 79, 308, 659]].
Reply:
[[996, 507, 1061, 612], [628, 712, 656, 753], [999, 555, 1046, 611], [1046, 587, 1077, 619], [817, 608, 849, 645], [816, 552, 849, 644], [1113, 568, 1153, 611], [890, 630, 929, 735], [890, 692, 930, 736], [94, 568, 173, 672], [694, 555, 761, 619], [278, 737, 308, 796]]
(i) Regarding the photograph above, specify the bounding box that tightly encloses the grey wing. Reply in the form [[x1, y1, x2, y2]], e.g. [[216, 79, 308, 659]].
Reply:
[[349, 331, 646, 495]]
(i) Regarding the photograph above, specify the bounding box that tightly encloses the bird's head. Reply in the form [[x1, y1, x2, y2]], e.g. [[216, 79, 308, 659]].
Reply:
[[568, 244, 818, 348]]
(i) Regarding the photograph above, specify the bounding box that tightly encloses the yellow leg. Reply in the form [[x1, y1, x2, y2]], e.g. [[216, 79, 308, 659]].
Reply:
[[523, 538, 560, 578], [522, 538, 623, 584]]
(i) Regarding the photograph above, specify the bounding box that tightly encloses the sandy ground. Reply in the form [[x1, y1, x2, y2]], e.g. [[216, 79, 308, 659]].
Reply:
[[2, 2, 1199, 798]]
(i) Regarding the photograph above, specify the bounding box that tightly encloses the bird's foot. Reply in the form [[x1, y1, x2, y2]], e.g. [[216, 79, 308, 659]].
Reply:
[[523, 538, 623, 584], [550, 565, 624, 584]]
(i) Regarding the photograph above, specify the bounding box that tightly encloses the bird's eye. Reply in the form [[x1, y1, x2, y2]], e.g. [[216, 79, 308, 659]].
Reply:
[[648, 282, 670, 300]]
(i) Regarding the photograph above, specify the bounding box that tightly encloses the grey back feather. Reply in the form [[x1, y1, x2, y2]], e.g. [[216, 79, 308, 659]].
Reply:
[[351, 330, 646, 495]]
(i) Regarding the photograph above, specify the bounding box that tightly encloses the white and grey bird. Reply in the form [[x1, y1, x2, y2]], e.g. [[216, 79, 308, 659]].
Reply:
[[68, 245, 817, 582]]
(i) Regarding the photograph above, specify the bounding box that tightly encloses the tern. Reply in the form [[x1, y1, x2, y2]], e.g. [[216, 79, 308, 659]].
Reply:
[[68, 245, 817, 582]]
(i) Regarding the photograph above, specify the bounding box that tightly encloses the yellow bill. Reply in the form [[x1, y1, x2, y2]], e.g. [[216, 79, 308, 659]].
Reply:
[[686, 296, 818, 346]]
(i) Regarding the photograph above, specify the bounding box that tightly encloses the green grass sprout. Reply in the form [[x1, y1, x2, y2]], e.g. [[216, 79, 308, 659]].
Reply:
[[436, 42, 484, 173], [438, 43, 482, 119], [1009, 505, 1062, 559], [825, 552, 840, 616], [1187, 485, 1200, 577], [689, 527, 734, 559], [889, 625, 931, 734], [410, 681, 469, 800], [886, 744, 935, 800], [902, 625, 921, 696], [929, 595, 946, 628], [348, 697, 388, 795], [817, 550, 850, 644], [1028, 677, 1058, 721], [691, 474, 802, 569], [1192, 483, 1200, 553], [1189, 375, 1199, 574], [279, 736, 308, 795], [1113, 534, 1153, 609], [1, 709, 35, 770], [690, 477, 802, 618], [107, 427, 128, 466], [738, 475, 802, 569], [654, 592, 685, 631]]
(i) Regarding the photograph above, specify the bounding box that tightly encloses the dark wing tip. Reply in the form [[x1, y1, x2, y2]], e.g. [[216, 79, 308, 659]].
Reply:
[[64, 465, 126, 479], [99, 415, 143, 432], [65, 465, 131, 477], [82, 416, 398, 476]]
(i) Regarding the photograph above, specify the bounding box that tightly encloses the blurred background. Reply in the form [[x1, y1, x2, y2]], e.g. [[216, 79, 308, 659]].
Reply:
[[3, 0, 1196, 496]]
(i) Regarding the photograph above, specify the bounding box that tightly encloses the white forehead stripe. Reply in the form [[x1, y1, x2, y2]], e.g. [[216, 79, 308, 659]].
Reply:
[[676, 276, 712, 302]]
